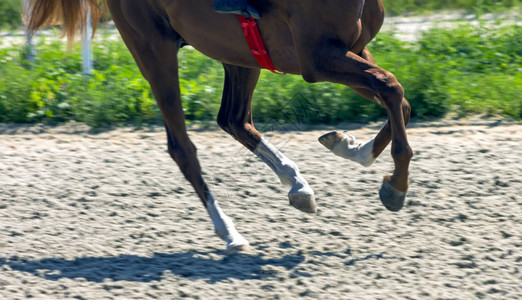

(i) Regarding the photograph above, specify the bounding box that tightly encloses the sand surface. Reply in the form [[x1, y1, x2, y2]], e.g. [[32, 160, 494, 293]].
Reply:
[[0, 122, 521, 299]]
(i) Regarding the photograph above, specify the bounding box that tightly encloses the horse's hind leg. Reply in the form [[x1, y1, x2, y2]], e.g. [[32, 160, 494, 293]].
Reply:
[[217, 64, 316, 213], [107, 1, 249, 252]]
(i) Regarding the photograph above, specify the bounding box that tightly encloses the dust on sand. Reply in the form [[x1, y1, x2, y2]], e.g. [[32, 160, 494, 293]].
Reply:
[[0, 122, 520, 299]]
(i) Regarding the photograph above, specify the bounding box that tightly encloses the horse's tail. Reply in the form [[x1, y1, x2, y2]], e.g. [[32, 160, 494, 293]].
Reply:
[[24, 0, 107, 42]]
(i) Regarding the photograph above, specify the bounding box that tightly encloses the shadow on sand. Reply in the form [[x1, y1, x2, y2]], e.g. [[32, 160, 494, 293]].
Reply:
[[0, 251, 305, 283]]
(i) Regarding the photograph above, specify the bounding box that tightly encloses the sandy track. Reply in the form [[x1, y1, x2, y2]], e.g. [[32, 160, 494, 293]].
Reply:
[[0, 122, 521, 299]]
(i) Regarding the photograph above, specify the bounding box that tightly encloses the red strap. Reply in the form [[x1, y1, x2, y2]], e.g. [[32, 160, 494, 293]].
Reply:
[[238, 15, 284, 75]]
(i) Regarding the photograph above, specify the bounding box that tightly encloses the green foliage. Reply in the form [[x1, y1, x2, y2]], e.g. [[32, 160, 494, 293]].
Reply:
[[0, 24, 521, 126], [0, 0, 22, 30], [381, 0, 520, 15], [0, 37, 159, 126], [178, 51, 223, 121], [372, 25, 521, 119]]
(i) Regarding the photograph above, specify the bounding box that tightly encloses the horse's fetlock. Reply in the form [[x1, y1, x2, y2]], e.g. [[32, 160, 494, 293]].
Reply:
[[280, 161, 299, 176], [392, 146, 413, 163]]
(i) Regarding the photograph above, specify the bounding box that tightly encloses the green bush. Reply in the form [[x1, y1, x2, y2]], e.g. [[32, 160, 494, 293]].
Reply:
[[0, 0, 22, 30], [414, 25, 522, 119], [0, 25, 521, 126], [0, 37, 159, 126], [381, 0, 519, 15]]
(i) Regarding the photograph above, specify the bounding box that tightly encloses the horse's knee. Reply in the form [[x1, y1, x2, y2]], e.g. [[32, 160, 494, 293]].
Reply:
[[369, 70, 404, 106], [167, 136, 199, 172]]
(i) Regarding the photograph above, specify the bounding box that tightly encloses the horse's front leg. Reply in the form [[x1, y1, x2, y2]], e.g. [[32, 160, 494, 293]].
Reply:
[[218, 64, 316, 213], [108, 0, 249, 252], [299, 42, 413, 211], [318, 89, 411, 171], [319, 48, 411, 169], [254, 138, 316, 213]]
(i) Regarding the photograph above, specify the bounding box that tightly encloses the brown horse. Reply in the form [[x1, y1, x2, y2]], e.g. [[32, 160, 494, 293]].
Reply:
[[26, 0, 412, 253]]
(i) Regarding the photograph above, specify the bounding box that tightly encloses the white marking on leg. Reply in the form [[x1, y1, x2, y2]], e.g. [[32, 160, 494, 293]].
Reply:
[[331, 133, 377, 167], [206, 193, 249, 251], [253, 138, 314, 197]]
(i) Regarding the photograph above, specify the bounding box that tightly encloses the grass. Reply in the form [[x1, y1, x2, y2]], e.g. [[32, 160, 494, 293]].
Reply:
[[0, 24, 520, 126], [381, 0, 519, 15]]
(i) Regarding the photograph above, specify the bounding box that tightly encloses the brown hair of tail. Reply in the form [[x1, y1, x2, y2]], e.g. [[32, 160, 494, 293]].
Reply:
[[24, 0, 107, 46]]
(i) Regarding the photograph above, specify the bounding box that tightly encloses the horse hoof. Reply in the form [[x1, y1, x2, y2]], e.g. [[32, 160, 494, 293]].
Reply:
[[289, 193, 317, 214], [379, 178, 406, 212], [225, 243, 252, 255], [318, 131, 344, 151]]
